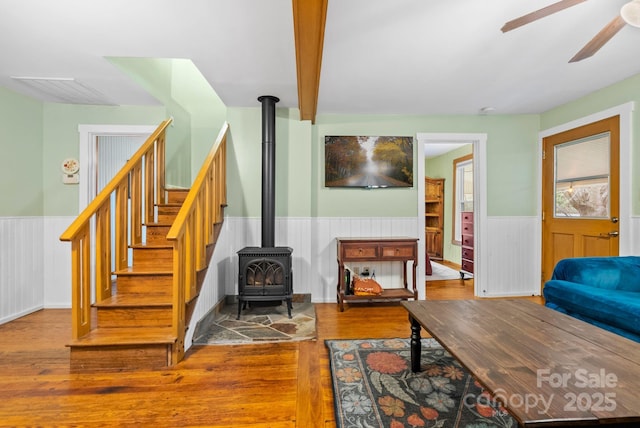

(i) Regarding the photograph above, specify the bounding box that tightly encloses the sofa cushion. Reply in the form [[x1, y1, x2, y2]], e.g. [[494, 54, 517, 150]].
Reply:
[[544, 279, 640, 336], [552, 256, 640, 292]]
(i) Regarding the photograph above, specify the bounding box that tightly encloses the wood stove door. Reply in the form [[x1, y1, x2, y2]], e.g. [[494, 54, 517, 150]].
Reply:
[[240, 258, 288, 296]]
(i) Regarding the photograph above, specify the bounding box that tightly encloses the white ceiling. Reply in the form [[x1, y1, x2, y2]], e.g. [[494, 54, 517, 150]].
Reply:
[[2, 0, 639, 115], [424, 143, 470, 159]]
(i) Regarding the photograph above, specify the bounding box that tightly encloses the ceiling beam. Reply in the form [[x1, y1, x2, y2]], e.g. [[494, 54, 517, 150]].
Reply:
[[292, 0, 328, 124]]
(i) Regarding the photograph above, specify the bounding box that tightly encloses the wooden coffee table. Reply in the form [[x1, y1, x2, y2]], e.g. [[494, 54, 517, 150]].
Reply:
[[402, 300, 640, 427]]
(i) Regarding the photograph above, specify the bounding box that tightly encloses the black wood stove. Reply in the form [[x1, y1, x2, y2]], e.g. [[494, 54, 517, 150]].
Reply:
[[237, 246, 293, 319], [237, 95, 293, 319]]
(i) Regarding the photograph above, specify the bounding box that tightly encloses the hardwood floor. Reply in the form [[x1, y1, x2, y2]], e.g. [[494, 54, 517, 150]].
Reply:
[[0, 281, 543, 427]]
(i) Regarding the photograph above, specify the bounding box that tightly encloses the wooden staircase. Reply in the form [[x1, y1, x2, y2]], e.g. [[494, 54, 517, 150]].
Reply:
[[61, 120, 229, 372], [68, 190, 187, 371]]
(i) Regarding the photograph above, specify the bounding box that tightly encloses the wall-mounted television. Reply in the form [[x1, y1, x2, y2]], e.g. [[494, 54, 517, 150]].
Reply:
[[324, 135, 413, 188]]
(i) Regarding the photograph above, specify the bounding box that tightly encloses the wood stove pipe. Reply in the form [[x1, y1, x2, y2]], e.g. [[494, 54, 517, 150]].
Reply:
[[258, 95, 279, 248]]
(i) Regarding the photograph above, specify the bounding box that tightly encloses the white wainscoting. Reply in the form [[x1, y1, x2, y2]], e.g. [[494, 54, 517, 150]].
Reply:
[[482, 216, 541, 297], [44, 217, 74, 308], [224, 217, 420, 303], [312, 217, 420, 302], [480, 215, 640, 298], [185, 215, 544, 347], [0, 217, 45, 324], [628, 216, 640, 255], [14, 214, 632, 329], [184, 220, 233, 347]]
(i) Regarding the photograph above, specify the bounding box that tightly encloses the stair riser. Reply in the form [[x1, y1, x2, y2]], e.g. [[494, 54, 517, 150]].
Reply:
[[145, 226, 171, 244], [156, 213, 177, 223], [132, 248, 172, 267], [166, 190, 188, 204], [70, 344, 172, 372], [158, 205, 181, 214], [97, 307, 173, 328], [157, 206, 180, 223], [116, 275, 172, 294]]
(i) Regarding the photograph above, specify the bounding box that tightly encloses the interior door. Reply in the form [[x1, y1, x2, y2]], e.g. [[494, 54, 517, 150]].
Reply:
[[541, 116, 620, 282]]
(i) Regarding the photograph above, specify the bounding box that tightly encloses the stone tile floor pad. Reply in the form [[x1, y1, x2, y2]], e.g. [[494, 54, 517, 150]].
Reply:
[[194, 301, 317, 345]]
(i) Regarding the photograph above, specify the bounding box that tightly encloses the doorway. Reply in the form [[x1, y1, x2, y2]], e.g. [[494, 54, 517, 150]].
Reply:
[[541, 116, 620, 281], [78, 124, 157, 211], [416, 133, 487, 298], [77, 124, 156, 295], [96, 134, 150, 271], [539, 102, 634, 287]]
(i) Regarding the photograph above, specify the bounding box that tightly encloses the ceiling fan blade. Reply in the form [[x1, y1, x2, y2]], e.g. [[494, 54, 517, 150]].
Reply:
[[569, 15, 626, 62], [501, 0, 587, 32]]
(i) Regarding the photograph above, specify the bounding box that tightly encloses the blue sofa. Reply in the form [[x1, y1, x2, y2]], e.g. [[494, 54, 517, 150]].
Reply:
[[543, 256, 640, 343]]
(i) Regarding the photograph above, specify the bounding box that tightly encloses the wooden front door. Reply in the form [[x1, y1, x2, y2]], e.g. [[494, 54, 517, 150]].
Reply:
[[541, 116, 620, 282]]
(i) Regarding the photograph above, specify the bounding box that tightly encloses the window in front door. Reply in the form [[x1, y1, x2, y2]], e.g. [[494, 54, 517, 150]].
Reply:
[[554, 132, 610, 219]]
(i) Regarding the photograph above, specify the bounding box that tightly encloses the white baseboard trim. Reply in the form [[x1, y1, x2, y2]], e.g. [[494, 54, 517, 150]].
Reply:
[[0, 304, 43, 325]]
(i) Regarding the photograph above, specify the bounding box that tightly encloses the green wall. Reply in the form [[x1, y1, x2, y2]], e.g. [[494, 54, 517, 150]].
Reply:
[[42, 103, 167, 216], [0, 57, 225, 217], [225, 107, 312, 217], [164, 59, 227, 182], [313, 114, 539, 217], [109, 57, 227, 187], [226, 73, 640, 222], [0, 87, 44, 216], [5, 61, 640, 222], [109, 58, 191, 187], [223, 112, 540, 218], [0, 86, 166, 217]]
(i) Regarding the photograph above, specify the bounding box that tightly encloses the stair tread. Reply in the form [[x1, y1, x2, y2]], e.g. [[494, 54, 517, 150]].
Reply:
[[114, 265, 173, 275], [146, 221, 173, 227], [130, 242, 172, 249], [68, 327, 176, 347], [96, 294, 172, 307]]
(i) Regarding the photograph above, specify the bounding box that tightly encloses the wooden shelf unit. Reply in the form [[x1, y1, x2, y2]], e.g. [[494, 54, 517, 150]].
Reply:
[[425, 177, 444, 261], [336, 237, 418, 311]]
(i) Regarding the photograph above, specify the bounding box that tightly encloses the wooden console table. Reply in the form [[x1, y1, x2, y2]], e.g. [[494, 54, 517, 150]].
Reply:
[[336, 237, 418, 311]]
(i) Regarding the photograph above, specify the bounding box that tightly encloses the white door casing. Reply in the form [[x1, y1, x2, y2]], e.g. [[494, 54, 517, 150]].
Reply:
[[417, 133, 487, 298]]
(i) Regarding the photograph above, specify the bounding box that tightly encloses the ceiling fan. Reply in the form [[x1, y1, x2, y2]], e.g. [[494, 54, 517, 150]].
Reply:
[[502, 0, 640, 62]]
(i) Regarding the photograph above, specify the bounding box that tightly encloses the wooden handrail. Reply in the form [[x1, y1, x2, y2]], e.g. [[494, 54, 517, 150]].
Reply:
[[166, 122, 228, 364]]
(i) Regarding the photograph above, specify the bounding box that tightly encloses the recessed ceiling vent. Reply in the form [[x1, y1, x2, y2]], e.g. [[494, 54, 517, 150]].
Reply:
[[11, 77, 117, 105]]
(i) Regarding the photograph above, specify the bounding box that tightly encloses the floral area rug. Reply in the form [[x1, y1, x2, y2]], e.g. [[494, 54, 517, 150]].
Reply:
[[326, 338, 516, 428]]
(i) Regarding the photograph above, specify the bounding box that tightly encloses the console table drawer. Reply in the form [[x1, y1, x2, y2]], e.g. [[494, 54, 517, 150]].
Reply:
[[342, 244, 378, 259], [381, 244, 416, 259]]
